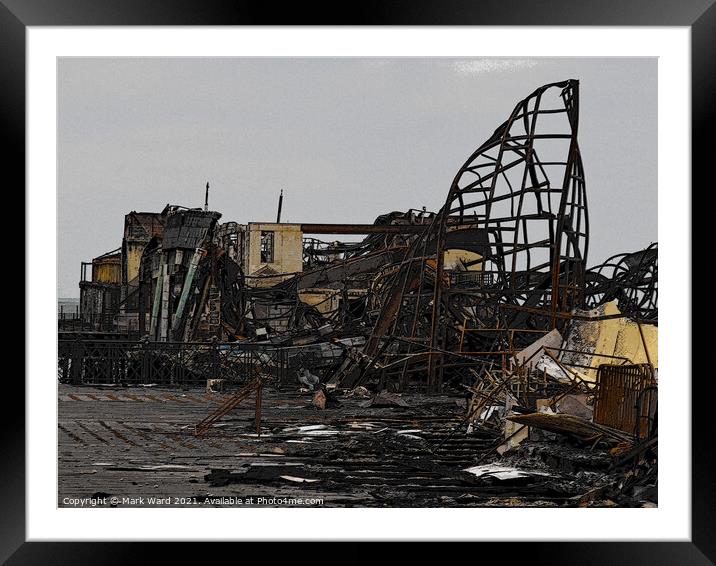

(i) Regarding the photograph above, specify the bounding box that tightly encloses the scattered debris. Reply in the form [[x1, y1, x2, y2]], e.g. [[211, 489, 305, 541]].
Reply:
[[206, 379, 225, 394], [311, 389, 327, 410], [343, 386, 370, 398], [360, 391, 410, 408], [298, 368, 320, 391], [556, 394, 593, 420], [507, 413, 634, 445]]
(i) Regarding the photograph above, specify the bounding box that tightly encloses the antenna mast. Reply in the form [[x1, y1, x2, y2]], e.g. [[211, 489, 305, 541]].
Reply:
[[276, 189, 284, 223]]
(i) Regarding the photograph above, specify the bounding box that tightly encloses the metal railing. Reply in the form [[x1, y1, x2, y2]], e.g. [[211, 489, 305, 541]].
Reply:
[[58, 305, 80, 320], [58, 313, 142, 336], [58, 339, 291, 388]]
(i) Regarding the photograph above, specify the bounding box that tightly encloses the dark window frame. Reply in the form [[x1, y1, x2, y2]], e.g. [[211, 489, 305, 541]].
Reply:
[[260, 230, 275, 263]]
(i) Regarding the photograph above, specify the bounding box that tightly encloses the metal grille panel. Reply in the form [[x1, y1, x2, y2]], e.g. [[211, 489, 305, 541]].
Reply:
[[594, 363, 657, 438]]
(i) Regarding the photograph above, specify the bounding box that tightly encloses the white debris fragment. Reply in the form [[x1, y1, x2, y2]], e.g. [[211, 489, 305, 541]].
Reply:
[[464, 464, 552, 480], [280, 475, 320, 483]]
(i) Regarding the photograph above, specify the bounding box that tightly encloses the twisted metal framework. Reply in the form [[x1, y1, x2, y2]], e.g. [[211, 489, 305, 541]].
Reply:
[[67, 78, 661, 407], [584, 243, 657, 322], [353, 80, 590, 391]]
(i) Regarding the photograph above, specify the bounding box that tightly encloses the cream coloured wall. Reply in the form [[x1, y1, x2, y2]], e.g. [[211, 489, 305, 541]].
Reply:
[[246, 223, 303, 284]]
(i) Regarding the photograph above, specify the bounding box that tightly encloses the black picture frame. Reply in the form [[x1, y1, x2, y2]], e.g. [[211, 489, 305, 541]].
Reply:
[[6, 1, 709, 562]]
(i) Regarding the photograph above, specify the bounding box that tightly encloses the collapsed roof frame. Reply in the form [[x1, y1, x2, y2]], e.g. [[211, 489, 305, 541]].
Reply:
[[352, 80, 589, 391]]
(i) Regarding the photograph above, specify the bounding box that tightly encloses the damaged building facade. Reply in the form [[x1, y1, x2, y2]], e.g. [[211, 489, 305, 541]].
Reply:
[[60, 80, 658, 508]]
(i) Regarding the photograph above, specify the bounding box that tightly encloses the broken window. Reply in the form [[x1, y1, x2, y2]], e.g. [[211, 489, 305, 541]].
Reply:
[[260, 231, 275, 263]]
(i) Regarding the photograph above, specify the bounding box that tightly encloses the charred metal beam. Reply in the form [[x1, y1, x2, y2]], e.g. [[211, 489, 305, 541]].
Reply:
[[300, 223, 427, 235]]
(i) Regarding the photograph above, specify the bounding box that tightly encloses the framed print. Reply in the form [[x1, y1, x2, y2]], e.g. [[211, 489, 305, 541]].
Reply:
[[5, 0, 711, 562]]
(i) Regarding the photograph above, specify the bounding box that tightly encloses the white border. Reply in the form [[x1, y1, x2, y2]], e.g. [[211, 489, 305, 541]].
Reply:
[[28, 27, 690, 541]]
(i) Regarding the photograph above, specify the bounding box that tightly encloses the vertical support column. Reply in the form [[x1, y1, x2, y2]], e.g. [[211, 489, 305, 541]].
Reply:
[[255, 379, 262, 437], [211, 337, 220, 384], [141, 336, 150, 385], [159, 263, 171, 341], [172, 249, 200, 332], [149, 256, 165, 339], [138, 274, 147, 337], [428, 216, 447, 394]]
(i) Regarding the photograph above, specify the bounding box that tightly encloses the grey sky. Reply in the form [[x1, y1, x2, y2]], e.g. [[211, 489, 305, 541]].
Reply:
[[58, 57, 657, 298]]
